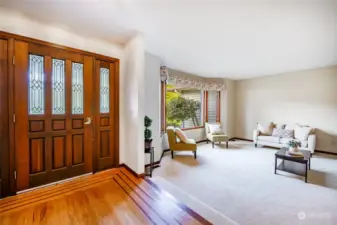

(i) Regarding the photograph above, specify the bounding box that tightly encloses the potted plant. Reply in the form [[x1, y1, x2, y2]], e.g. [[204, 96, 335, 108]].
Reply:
[[289, 140, 301, 153], [144, 116, 153, 150]]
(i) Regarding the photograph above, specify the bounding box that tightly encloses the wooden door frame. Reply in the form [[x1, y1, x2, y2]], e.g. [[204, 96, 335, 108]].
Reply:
[[0, 31, 120, 197]]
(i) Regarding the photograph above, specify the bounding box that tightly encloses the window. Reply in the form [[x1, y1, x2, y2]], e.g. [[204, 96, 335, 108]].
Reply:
[[207, 91, 220, 123], [162, 82, 220, 130]]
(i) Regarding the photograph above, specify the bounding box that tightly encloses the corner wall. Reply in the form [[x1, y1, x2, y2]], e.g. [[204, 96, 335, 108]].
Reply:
[[235, 66, 337, 153]]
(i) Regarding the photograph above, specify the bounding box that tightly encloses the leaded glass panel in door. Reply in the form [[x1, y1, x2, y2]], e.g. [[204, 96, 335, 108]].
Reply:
[[72, 62, 84, 114], [52, 59, 65, 114], [29, 54, 44, 115], [100, 68, 110, 113]]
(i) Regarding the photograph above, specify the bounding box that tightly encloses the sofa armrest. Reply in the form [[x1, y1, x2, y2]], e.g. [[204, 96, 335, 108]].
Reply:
[[308, 134, 316, 153], [253, 129, 260, 143]]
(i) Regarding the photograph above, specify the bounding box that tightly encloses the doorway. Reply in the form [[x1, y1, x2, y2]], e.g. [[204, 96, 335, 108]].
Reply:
[[0, 33, 119, 195]]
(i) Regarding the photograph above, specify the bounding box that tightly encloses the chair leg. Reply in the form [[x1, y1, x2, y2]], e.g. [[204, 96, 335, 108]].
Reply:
[[226, 141, 228, 148], [255, 143, 257, 148], [194, 151, 197, 159], [171, 151, 174, 158], [212, 142, 214, 148], [219, 141, 221, 144], [206, 140, 208, 144]]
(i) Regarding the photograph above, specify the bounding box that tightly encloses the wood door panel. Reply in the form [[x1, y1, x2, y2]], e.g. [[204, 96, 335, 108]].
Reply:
[[72, 134, 84, 165], [72, 119, 84, 129], [52, 136, 66, 169], [29, 138, 46, 174], [95, 60, 117, 171], [14, 41, 30, 191], [52, 119, 66, 131], [14, 41, 94, 191], [29, 120, 45, 132], [0, 39, 8, 198], [100, 131, 110, 158]]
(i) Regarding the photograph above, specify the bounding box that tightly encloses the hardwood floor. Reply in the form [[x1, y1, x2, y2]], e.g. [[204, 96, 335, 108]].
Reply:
[[0, 167, 211, 225]]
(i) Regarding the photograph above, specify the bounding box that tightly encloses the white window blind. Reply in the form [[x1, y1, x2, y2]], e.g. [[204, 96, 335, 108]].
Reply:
[[181, 90, 203, 129], [207, 91, 218, 123]]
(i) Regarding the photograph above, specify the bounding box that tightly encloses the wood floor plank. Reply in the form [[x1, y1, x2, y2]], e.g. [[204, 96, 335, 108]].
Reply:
[[0, 168, 209, 225], [119, 168, 204, 224]]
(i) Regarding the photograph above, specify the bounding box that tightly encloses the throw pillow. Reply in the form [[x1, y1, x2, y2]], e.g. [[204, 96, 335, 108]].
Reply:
[[274, 124, 286, 129], [294, 124, 313, 141], [175, 128, 188, 143], [272, 128, 294, 138], [257, 122, 274, 135], [208, 124, 225, 135]]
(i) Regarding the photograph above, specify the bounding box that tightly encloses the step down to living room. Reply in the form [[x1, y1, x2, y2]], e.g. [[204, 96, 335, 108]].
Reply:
[[149, 176, 239, 225]]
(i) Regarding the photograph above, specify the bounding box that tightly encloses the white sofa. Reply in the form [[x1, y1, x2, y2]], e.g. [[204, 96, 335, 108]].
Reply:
[[253, 123, 316, 153]]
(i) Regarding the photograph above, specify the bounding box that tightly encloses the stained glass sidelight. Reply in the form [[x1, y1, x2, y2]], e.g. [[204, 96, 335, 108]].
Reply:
[[100, 68, 110, 113], [29, 54, 45, 115], [72, 63, 84, 114], [52, 59, 65, 114]]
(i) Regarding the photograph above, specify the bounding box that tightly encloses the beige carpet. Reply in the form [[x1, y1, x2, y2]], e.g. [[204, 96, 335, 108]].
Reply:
[[153, 141, 337, 225]]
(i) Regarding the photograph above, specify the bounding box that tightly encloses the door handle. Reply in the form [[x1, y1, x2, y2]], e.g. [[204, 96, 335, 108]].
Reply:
[[84, 117, 92, 125]]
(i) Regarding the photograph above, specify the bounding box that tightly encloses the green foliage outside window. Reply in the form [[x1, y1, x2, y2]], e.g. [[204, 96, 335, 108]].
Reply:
[[166, 84, 201, 128]]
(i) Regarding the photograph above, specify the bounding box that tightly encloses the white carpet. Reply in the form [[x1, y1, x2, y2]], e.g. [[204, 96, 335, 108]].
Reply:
[[153, 141, 337, 225], [151, 176, 239, 225]]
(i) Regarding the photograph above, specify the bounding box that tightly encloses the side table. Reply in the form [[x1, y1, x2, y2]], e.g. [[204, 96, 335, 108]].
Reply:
[[145, 147, 154, 177]]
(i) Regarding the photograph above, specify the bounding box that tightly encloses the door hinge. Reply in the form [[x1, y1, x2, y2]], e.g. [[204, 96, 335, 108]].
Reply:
[[13, 114, 16, 123], [14, 171, 17, 180], [12, 56, 15, 65]]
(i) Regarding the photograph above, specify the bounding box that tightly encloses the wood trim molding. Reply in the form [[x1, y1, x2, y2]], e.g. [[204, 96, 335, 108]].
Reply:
[[314, 150, 337, 156], [216, 91, 221, 122], [0, 31, 119, 63], [204, 91, 208, 123], [181, 126, 204, 131], [160, 81, 166, 132], [232, 137, 254, 142], [119, 164, 145, 178]]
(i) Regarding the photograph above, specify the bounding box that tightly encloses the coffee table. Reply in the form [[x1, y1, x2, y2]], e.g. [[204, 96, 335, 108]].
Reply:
[[274, 148, 311, 183]]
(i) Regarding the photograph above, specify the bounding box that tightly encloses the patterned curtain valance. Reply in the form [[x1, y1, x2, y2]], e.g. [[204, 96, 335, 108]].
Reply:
[[164, 67, 226, 91]]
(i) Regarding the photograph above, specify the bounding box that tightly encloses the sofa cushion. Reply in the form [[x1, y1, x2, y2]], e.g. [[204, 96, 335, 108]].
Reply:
[[272, 128, 294, 138], [300, 140, 308, 148], [274, 124, 286, 129], [294, 125, 313, 141], [175, 128, 188, 143], [280, 138, 295, 145], [257, 136, 280, 143], [208, 124, 225, 135], [257, 122, 274, 135]]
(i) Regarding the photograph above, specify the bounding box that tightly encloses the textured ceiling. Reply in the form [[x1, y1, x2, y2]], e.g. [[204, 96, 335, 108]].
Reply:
[[1, 0, 336, 79]]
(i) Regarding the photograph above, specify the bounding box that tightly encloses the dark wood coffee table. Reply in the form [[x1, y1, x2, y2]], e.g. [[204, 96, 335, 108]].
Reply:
[[274, 148, 311, 183]]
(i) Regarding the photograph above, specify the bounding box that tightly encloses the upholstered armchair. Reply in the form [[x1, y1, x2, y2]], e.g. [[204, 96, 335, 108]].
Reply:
[[205, 123, 229, 148], [166, 126, 197, 159]]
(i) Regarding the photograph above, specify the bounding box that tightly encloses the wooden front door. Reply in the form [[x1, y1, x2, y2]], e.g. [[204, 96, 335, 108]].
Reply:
[[94, 60, 119, 171], [14, 41, 94, 191]]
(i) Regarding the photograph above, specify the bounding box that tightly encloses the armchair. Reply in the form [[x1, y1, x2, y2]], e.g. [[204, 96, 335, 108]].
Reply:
[[166, 126, 197, 159]]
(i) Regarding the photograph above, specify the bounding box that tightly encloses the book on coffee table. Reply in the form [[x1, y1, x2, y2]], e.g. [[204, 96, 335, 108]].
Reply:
[[286, 151, 304, 157]]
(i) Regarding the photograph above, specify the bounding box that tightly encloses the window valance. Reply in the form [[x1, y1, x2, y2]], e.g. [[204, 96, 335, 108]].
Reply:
[[161, 66, 226, 91]]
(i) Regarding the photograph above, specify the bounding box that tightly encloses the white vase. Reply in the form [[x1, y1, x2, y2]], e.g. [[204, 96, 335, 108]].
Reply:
[[289, 147, 299, 153]]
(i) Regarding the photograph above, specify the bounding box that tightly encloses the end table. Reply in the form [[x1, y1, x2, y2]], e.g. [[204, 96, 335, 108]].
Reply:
[[145, 147, 154, 177]]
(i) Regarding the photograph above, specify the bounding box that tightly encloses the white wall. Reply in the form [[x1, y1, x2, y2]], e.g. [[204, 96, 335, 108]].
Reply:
[[235, 66, 337, 153], [0, 7, 147, 173], [144, 52, 162, 164], [123, 34, 145, 174]]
